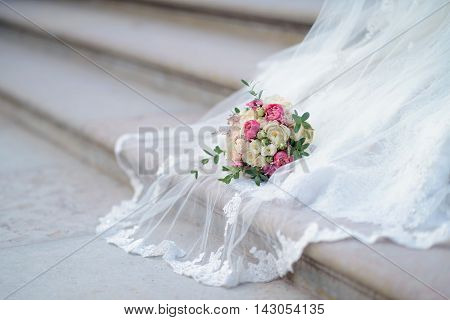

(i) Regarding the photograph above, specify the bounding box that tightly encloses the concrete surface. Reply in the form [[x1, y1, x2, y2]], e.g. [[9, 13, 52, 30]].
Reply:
[[0, 116, 131, 249], [2, 235, 316, 299]]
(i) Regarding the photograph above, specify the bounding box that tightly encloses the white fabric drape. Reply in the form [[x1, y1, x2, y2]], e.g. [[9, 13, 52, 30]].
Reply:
[[98, 0, 450, 286]]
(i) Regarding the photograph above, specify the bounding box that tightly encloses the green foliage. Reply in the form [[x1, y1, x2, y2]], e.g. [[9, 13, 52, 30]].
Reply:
[[203, 149, 214, 156], [301, 112, 310, 121], [202, 146, 225, 166], [292, 111, 312, 134], [214, 145, 224, 154], [291, 136, 311, 160], [244, 167, 269, 186], [218, 175, 233, 184], [258, 90, 263, 99], [241, 79, 250, 87], [190, 170, 198, 179], [198, 145, 227, 179], [240, 79, 264, 100], [218, 165, 242, 184]]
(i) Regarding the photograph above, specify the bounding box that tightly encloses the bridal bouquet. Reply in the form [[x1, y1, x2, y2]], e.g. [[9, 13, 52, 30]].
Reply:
[[192, 80, 314, 186]]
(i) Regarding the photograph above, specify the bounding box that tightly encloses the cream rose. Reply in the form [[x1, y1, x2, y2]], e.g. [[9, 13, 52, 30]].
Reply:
[[260, 144, 277, 157], [290, 126, 314, 144], [239, 109, 257, 125], [234, 138, 246, 154], [243, 150, 257, 166], [264, 95, 293, 109], [258, 118, 268, 128], [264, 121, 290, 147], [248, 139, 262, 156], [254, 155, 267, 168]]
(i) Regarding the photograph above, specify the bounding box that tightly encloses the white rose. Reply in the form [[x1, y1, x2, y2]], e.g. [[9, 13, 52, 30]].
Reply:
[[258, 118, 268, 128], [248, 139, 261, 156], [243, 150, 257, 166], [239, 109, 257, 125], [255, 155, 267, 168], [264, 121, 290, 147], [263, 95, 293, 109], [260, 144, 277, 157], [234, 138, 246, 154]]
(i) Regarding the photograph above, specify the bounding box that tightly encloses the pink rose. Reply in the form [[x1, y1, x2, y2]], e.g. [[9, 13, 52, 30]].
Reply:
[[262, 164, 277, 176], [232, 160, 243, 167], [273, 151, 293, 167], [264, 104, 284, 122], [243, 120, 260, 141], [246, 99, 263, 110]]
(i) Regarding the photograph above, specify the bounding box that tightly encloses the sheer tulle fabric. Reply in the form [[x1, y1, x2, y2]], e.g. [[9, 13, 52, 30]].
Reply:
[[97, 0, 450, 286]]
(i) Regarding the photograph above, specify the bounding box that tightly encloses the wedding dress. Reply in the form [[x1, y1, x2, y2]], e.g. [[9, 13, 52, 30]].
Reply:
[[97, 0, 450, 287]]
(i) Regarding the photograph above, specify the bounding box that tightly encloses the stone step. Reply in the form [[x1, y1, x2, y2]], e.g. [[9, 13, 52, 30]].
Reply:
[[0, 0, 309, 97], [0, 29, 206, 183], [1, 24, 449, 300], [135, 0, 321, 26], [0, 110, 315, 299]]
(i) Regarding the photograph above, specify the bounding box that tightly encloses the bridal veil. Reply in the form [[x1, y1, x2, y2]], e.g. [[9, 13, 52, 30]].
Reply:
[[97, 0, 450, 286]]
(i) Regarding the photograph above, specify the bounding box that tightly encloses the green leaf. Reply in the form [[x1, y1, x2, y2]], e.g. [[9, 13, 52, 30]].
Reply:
[[301, 151, 310, 157], [301, 112, 310, 121], [255, 175, 261, 186], [218, 174, 232, 184], [245, 168, 259, 177], [260, 174, 269, 182], [302, 122, 312, 129], [203, 149, 214, 156], [233, 171, 239, 179], [293, 150, 301, 160], [294, 123, 301, 133], [292, 113, 301, 122], [214, 145, 224, 154], [190, 170, 198, 179], [222, 166, 230, 171], [249, 90, 257, 96], [241, 79, 250, 87], [302, 143, 310, 150], [299, 137, 306, 145], [213, 155, 219, 164], [234, 107, 240, 114], [258, 90, 263, 99], [245, 169, 254, 176], [201, 158, 209, 165]]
